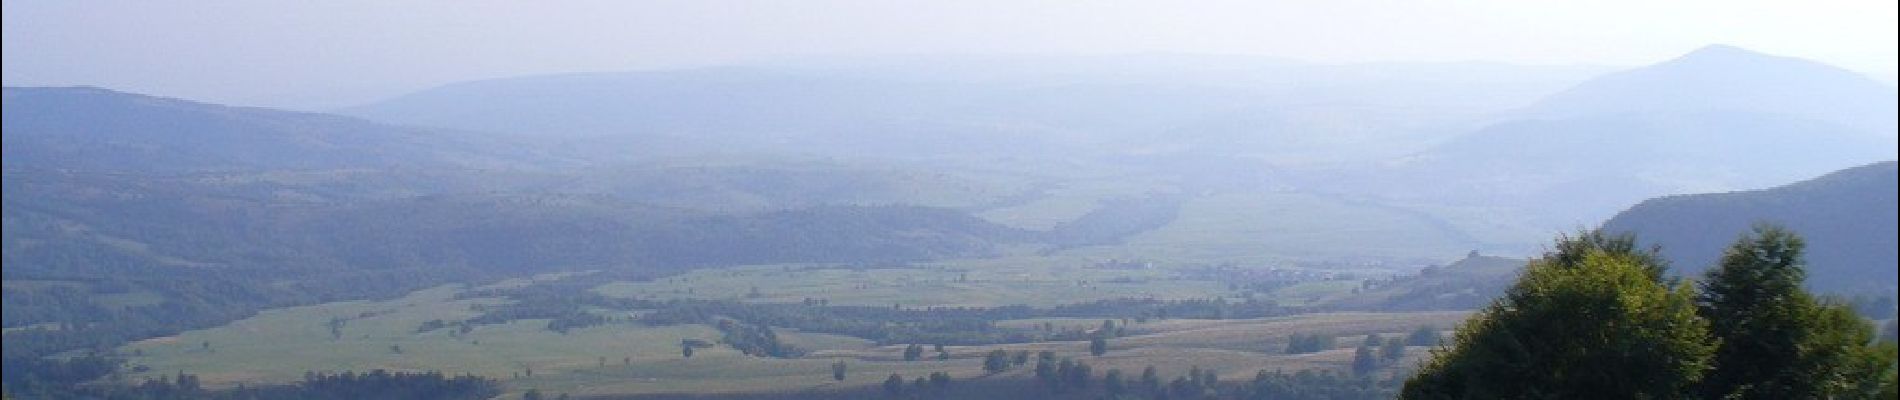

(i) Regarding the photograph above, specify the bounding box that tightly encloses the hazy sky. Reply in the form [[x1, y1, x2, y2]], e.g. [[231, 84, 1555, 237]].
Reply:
[[5, 0, 1895, 109]]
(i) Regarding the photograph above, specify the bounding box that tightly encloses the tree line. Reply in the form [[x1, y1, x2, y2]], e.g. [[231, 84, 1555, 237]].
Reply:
[[1, 369, 498, 400]]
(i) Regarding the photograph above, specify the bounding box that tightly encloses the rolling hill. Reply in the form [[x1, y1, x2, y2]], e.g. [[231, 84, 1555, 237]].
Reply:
[[1601, 161, 1898, 295], [1329, 253, 1526, 311], [0, 88, 1073, 362], [2, 86, 542, 172]]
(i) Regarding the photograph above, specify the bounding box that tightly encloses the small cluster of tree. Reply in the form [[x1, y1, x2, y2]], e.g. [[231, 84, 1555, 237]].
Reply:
[[1154, 366, 1223, 399], [1033, 357, 1094, 393], [713, 319, 802, 358], [880, 372, 952, 397], [1350, 334, 1408, 377], [456, 283, 639, 334], [1283, 333, 1334, 354]]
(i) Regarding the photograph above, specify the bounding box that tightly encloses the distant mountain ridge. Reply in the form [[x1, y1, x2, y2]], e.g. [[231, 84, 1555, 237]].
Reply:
[[1525, 44, 1899, 143], [337, 58, 1605, 161], [1602, 161, 1899, 295], [1351, 45, 1900, 243], [2, 86, 541, 172]]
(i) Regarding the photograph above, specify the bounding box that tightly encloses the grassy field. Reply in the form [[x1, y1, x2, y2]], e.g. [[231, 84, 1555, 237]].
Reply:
[[117, 269, 1468, 398], [592, 257, 1239, 308], [113, 194, 1470, 398]]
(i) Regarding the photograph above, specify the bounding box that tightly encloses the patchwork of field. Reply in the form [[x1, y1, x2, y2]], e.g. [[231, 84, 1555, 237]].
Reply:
[[118, 272, 1467, 398], [592, 257, 1240, 308], [112, 202, 1469, 398]]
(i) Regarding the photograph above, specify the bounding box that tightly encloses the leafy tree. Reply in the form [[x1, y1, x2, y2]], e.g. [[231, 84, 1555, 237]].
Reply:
[[1544, 229, 1669, 279], [1090, 336, 1109, 356], [882, 374, 904, 396], [1352, 345, 1379, 376], [936, 350, 950, 361], [1402, 231, 1714, 399], [1066, 360, 1092, 389], [681, 344, 694, 358], [1818, 309, 1899, 399], [903, 344, 923, 361], [1363, 333, 1383, 347], [983, 349, 1011, 373], [929, 371, 951, 388], [1140, 365, 1162, 394], [831, 360, 846, 381], [1012, 350, 1030, 365], [1697, 225, 1894, 399], [1104, 368, 1127, 395]]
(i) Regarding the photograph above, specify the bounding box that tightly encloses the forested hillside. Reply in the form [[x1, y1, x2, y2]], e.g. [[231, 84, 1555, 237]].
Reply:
[[1603, 161, 1898, 295]]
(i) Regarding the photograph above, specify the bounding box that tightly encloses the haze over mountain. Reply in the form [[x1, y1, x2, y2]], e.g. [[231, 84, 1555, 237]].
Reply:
[[1330, 46, 1900, 244], [1, 87, 542, 173], [1525, 45, 1899, 141], [8, 1, 1900, 397], [1603, 161, 1899, 296], [340, 57, 1605, 162]]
